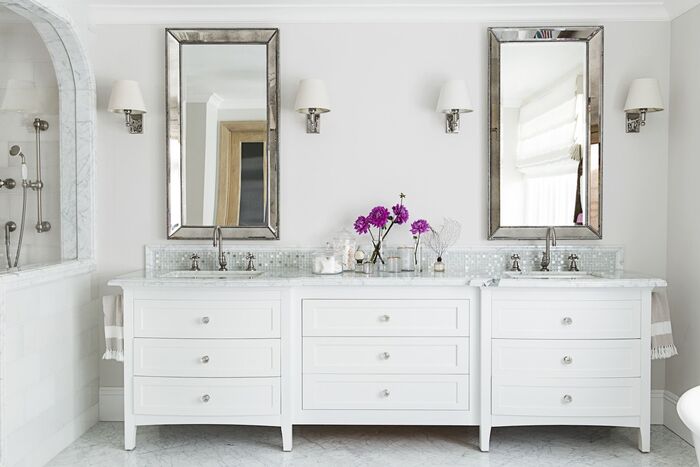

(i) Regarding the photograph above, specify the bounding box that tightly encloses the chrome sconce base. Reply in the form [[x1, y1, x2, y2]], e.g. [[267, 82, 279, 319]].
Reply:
[[304, 109, 322, 134], [445, 110, 461, 133], [625, 109, 646, 133], [124, 110, 144, 134]]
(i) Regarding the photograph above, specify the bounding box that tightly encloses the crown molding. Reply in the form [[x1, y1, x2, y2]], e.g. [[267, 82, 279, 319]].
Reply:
[[88, 3, 672, 25]]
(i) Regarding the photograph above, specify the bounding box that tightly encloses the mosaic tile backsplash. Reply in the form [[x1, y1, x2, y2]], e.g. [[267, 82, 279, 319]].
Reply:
[[146, 244, 623, 277]]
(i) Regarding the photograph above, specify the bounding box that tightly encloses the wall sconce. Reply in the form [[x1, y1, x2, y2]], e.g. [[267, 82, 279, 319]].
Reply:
[[436, 80, 473, 133], [108, 80, 147, 134], [294, 79, 330, 134], [624, 78, 664, 133]]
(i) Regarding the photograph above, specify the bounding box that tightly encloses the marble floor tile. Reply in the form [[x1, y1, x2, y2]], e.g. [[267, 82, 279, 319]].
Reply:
[[47, 423, 696, 467]]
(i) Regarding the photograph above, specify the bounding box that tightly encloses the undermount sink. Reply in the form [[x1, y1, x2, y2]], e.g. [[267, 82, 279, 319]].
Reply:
[[163, 270, 264, 279], [502, 271, 599, 280]]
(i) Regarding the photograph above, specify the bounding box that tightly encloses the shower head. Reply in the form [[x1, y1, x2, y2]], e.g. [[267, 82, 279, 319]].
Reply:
[[9, 145, 22, 157]]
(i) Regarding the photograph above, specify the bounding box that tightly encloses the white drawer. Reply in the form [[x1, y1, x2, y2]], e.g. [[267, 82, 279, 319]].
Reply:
[[133, 299, 280, 338], [303, 374, 469, 410], [134, 338, 280, 377], [302, 299, 469, 337], [133, 377, 280, 416], [492, 377, 640, 417], [303, 337, 469, 374], [492, 339, 640, 378], [492, 299, 640, 339]]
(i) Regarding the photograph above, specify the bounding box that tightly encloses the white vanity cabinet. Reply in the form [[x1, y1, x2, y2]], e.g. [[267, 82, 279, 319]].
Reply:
[[479, 287, 653, 453], [119, 287, 292, 451], [294, 287, 479, 427]]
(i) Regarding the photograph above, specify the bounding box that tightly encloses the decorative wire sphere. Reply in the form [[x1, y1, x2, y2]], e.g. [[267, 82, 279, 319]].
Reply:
[[425, 218, 462, 260]]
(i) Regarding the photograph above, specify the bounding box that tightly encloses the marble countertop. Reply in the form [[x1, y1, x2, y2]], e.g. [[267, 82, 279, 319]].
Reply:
[[109, 268, 666, 288]]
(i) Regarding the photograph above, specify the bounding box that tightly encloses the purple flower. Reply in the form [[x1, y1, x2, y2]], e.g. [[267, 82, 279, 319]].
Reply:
[[410, 219, 430, 235], [392, 204, 409, 225], [353, 215, 370, 235], [367, 206, 390, 229]]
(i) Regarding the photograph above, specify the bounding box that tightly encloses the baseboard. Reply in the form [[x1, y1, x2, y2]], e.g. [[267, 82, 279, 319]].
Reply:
[[651, 389, 665, 425], [99, 387, 125, 421], [663, 390, 694, 446], [27, 404, 98, 466]]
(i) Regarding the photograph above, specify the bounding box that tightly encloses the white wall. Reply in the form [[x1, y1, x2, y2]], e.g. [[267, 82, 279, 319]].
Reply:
[[0, 15, 62, 267], [666, 5, 700, 399], [2, 271, 99, 466], [91, 21, 670, 388]]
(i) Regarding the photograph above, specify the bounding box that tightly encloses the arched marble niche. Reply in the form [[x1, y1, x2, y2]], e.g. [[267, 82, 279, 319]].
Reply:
[[2, 0, 95, 261]]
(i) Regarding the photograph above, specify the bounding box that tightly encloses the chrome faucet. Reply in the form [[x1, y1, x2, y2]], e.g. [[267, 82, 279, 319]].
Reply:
[[245, 253, 257, 272], [540, 226, 557, 271], [212, 226, 228, 271]]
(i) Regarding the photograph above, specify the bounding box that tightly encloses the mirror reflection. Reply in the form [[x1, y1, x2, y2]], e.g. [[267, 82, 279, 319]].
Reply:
[[181, 44, 268, 227], [499, 42, 591, 227]]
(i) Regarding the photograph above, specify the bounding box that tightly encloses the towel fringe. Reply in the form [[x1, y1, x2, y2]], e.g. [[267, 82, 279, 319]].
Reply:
[[102, 350, 124, 362], [651, 344, 678, 360]]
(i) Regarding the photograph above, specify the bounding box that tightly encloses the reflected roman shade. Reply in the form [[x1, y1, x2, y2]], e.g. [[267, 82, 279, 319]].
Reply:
[[516, 68, 584, 176]]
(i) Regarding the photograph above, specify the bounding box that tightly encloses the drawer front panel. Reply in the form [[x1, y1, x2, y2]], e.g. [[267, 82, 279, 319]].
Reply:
[[303, 374, 469, 410], [492, 339, 640, 378], [302, 299, 469, 337], [303, 337, 469, 374], [133, 377, 280, 416], [492, 377, 640, 417], [492, 300, 640, 339], [134, 338, 280, 377], [133, 299, 280, 338]]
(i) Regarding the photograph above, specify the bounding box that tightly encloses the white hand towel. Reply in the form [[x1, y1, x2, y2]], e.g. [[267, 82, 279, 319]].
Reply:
[[102, 294, 124, 362], [651, 291, 678, 360]]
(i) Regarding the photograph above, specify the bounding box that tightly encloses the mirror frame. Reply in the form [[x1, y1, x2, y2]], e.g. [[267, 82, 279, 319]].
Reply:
[[488, 26, 603, 240], [165, 28, 280, 239]]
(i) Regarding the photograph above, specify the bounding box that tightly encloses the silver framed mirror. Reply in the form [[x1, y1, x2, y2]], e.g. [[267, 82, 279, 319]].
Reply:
[[166, 28, 279, 239], [488, 26, 603, 240]]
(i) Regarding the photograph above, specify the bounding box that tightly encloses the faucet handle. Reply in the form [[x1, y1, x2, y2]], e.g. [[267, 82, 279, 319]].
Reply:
[[246, 252, 255, 260], [568, 254, 580, 272], [510, 254, 521, 272], [190, 253, 201, 271]]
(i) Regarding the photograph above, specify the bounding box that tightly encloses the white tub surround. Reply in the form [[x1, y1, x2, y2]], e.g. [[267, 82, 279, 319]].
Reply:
[[476, 276, 666, 453]]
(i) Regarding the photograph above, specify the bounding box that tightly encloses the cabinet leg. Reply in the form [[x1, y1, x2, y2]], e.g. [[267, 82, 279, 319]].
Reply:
[[125, 423, 137, 451], [479, 425, 491, 452], [638, 425, 650, 453], [281, 425, 293, 452]]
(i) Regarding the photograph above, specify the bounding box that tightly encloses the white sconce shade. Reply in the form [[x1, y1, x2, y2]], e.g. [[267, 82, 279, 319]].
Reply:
[[436, 80, 473, 134], [436, 80, 473, 113], [624, 78, 664, 112], [624, 78, 664, 133], [108, 80, 147, 114], [0, 79, 39, 113], [108, 80, 146, 134], [295, 79, 330, 133]]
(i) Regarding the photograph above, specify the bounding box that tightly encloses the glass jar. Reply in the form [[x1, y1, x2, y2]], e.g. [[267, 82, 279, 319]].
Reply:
[[333, 229, 357, 272], [312, 245, 343, 275]]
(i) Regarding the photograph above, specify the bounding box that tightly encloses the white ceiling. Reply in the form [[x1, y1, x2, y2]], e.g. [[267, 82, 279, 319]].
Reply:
[[87, 0, 700, 24]]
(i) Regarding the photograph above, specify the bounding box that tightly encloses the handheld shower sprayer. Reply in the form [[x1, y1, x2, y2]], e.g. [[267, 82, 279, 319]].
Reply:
[[9, 145, 27, 181]]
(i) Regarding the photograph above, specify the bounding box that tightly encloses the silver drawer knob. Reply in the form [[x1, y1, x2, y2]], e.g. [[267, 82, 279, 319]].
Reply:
[[201, 355, 210, 364], [562, 394, 573, 404], [201, 316, 210, 324], [379, 314, 391, 322], [562, 355, 573, 365], [380, 352, 391, 360], [381, 389, 391, 398], [562, 317, 573, 326], [201, 394, 211, 403]]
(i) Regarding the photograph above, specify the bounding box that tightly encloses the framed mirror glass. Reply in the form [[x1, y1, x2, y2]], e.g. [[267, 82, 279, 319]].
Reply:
[[166, 28, 279, 239], [488, 26, 603, 240]]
